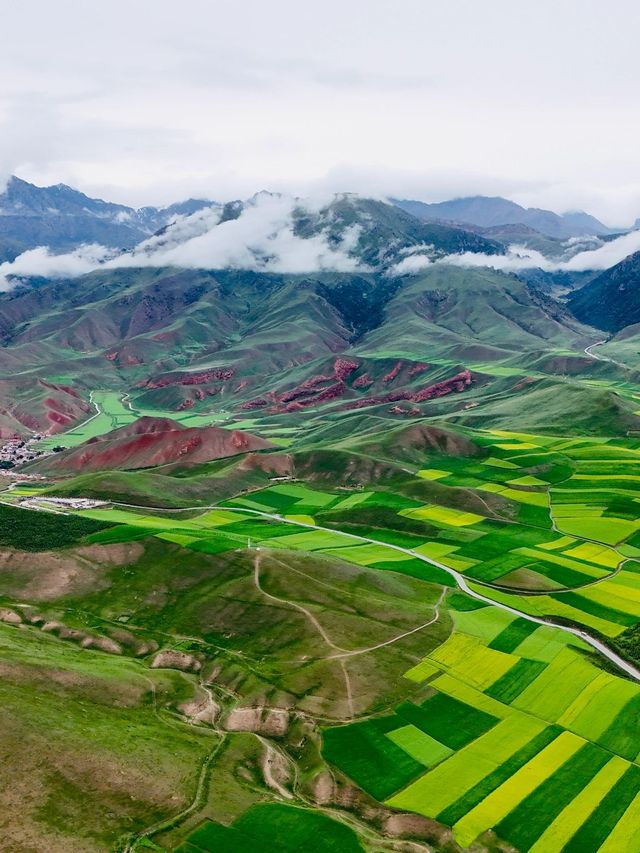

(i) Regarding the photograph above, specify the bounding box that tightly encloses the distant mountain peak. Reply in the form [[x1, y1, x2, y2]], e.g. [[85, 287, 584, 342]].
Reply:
[[394, 195, 614, 239], [0, 176, 218, 261]]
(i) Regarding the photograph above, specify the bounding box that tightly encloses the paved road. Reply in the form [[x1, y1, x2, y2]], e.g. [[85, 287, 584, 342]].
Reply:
[[113, 500, 640, 682]]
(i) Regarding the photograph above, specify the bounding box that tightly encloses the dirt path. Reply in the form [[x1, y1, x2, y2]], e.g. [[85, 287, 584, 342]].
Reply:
[[253, 550, 356, 715], [326, 587, 446, 660], [253, 551, 346, 652]]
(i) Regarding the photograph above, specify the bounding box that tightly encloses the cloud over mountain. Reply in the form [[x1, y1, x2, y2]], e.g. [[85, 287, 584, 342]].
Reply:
[[0, 193, 366, 289], [392, 229, 640, 276], [3, 187, 640, 291], [112, 193, 365, 275]]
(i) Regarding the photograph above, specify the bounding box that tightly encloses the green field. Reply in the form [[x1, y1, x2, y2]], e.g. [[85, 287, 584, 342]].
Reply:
[[37, 389, 230, 450], [328, 605, 640, 852], [174, 805, 365, 852]]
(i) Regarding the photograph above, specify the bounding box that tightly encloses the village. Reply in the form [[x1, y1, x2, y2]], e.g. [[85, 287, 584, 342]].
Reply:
[[0, 435, 53, 469]]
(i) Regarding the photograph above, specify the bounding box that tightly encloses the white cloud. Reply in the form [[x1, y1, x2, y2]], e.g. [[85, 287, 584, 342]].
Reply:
[[0, 243, 114, 291], [391, 229, 640, 276], [113, 193, 364, 274], [390, 253, 434, 275], [562, 230, 640, 271], [3, 191, 640, 289], [0, 193, 365, 288]]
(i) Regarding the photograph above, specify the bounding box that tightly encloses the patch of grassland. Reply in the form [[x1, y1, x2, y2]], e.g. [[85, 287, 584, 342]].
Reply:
[[0, 623, 211, 852]]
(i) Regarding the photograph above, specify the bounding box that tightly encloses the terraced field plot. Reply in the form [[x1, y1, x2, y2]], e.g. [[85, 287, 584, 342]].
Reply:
[[325, 604, 640, 852]]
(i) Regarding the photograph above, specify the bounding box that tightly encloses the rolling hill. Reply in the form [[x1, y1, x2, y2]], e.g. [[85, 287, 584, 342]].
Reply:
[[29, 416, 274, 474]]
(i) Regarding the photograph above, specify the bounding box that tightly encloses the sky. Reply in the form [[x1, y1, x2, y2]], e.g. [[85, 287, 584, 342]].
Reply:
[[2, 0, 640, 225]]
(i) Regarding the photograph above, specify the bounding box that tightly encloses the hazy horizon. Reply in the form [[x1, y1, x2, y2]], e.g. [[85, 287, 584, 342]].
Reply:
[[2, 0, 640, 224]]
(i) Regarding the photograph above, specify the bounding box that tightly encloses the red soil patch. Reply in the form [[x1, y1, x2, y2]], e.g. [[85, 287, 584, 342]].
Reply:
[[383, 361, 403, 383], [242, 358, 360, 412], [352, 373, 373, 388], [345, 369, 472, 410], [38, 416, 274, 473], [142, 368, 234, 390]]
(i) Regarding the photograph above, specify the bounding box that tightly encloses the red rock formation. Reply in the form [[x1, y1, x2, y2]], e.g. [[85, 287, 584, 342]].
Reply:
[[240, 397, 269, 410], [333, 358, 359, 381], [412, 369, 471, 401], [143, 368, 235, 390], [280, 373, 334, 403], [383, 361, 403, 383], [345, 370, 472, 410], [353, 373, 373, 389]]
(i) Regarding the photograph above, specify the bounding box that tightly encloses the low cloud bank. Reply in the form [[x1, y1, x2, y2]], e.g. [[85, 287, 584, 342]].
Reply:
[[391, 228, 640, 276], [112, 193, 363, 274], [2, 192, 640, 290], [0, 193, 364, 290], [0, 244, 114, 291]]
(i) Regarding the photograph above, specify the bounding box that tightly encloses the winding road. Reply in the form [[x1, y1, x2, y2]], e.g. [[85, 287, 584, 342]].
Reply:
[[110, 500, 640, 682], [584, 339, 610, 361], [584, 338, 625, 368]]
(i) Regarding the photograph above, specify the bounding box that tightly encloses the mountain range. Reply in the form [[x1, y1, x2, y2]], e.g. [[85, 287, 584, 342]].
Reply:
[[0, 177, 629, 269], [569, 249, 640, 332], [0, 176, 216, 261], [396, 195, 616, 239], [1, 182, 640, 444]]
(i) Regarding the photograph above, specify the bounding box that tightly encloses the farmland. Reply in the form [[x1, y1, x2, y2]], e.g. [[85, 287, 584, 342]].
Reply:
[[173, 804, 365, 852], [4, 421, 640, 850], [329, 602, 640, 852]]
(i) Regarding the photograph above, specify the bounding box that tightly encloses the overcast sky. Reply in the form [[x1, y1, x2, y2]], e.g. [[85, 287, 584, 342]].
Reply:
[[2, 0, 640, 224]]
